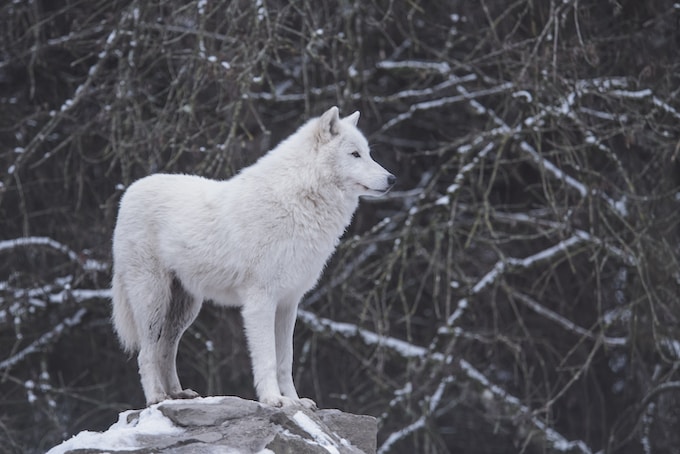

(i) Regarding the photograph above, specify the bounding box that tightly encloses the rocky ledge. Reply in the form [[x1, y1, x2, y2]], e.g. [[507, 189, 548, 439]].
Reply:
[[48, 396, 377, 454]]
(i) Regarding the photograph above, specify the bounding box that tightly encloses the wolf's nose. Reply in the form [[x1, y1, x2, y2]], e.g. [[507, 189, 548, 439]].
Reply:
[[387, 174, 396, 186]]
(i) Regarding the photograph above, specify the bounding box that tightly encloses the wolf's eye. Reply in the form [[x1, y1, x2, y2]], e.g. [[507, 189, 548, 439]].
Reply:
[[351, 151, 361, 158]]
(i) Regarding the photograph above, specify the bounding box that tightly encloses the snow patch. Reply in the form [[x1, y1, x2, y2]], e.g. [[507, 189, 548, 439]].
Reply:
[[377, 60, 451, 74], [512, 90, 533, 102], [435, 195, 450, 206], [47, 405, 183, 454], [293, 411, 340, 454], [614, 195, 628, 217]]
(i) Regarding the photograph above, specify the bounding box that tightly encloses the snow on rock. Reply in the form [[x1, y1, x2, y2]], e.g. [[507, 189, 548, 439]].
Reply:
[[47, 395, 377, 454], [47, 405, 183, 454]]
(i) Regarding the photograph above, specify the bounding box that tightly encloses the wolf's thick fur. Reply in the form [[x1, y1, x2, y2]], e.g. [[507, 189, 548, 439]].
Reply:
[[111, 107, 395, 407]]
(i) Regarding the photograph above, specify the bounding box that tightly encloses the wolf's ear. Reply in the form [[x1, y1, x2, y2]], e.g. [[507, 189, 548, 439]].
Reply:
[[345, 111, 360, 126], [317, 106, 341, 144]]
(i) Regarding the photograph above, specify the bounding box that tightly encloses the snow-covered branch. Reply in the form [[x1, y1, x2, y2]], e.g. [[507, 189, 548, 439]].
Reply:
[[489, 210, 637, 266], [459, 359, 594, 454], [506, 289, 626, 347], [0, 308, 87, 372], [377, 82, 514, 134], [377, 376, 455, 454], [298, 310, 594, 453], [441, 235, 586, 329], [298, 310, 436, 360], [0, 8, 137, 204], [435, 142, 494, 206], [0, 237, 108, 272]]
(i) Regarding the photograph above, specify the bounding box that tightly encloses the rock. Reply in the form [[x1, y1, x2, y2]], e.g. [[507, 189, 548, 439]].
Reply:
[[318, 409, 377, 454], [47, 396, 377, 454]]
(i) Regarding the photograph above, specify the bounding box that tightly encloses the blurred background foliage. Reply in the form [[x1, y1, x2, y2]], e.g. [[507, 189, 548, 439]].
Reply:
[[1, 0, 679, 452]]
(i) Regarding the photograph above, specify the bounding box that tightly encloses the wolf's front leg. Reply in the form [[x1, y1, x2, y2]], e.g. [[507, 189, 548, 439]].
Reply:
[[242, 295, 292, 407], [275, 302, 316, 410]]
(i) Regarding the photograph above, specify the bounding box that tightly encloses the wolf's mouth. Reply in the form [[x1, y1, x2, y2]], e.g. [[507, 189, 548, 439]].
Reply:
[[358, 183, 390, 194]]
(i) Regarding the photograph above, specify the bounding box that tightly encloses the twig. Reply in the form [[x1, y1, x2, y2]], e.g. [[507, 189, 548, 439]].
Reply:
[[0, 309, 87, 372]]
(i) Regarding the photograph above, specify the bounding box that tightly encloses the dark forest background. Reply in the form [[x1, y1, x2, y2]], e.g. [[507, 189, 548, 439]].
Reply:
[[1, 1, 680, 453]]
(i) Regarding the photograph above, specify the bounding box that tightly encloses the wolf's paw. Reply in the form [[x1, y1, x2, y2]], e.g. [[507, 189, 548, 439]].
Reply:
[[260, 394, 318, 410], [261, 395, 297, 408], [299, 397, 317, 410], [170, 388, 200, 400], [146, 394, 169, 406]]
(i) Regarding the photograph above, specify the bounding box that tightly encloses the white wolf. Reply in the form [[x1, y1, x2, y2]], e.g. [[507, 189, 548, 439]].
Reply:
[[111, 106, 395, 408]]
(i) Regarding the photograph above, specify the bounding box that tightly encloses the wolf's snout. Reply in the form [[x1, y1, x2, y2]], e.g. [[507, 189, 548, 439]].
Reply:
[[387, 174, 396, 187]]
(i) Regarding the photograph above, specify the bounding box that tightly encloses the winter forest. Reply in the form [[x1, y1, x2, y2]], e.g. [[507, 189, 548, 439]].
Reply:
[[1, 0, 680, 453]]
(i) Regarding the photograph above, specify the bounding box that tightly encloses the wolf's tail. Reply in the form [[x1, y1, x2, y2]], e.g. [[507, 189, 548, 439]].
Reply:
[[111, 271, 140, 353]]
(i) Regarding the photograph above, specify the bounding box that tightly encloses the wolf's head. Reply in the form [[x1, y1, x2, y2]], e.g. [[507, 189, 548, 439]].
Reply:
[[314, 106, 395, 198]]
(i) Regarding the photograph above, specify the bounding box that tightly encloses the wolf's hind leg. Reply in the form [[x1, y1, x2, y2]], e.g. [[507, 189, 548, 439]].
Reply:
[[158, 277, 203, 400], [125, 268, 175, 405], [138, 343, 168, 405]]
